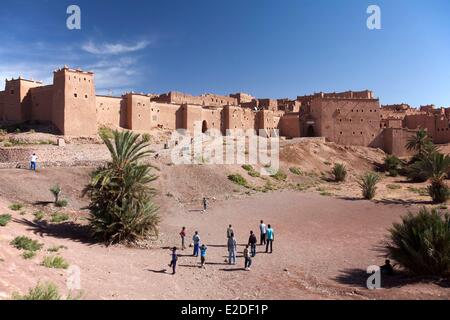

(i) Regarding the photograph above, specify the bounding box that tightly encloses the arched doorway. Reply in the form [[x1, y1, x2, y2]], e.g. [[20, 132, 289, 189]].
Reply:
[[202, 120, 208, 133], [307, 125, 315, 137]]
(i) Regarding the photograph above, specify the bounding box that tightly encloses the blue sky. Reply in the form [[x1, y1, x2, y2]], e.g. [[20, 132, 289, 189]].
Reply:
[[0, 0, 449, 107]]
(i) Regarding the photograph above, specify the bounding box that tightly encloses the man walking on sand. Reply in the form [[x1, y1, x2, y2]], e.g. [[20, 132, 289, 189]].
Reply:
[[30, 153, 37, 171], [180, 227, 187, 250], [244, 245, 252, 271], [227, 232, 237, 265], [248, 231, 257, 257], [193, 231, 201, 257], [265, 224, 274, 253], [168, 247, 178, 275], [259, 220, 266, 245]]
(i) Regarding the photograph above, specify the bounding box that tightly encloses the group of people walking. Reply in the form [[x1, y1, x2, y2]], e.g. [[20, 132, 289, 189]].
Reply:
[[169, 220, 275, 274]]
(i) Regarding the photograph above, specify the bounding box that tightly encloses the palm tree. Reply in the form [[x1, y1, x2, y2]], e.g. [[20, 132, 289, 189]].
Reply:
[[406, 129, 432, 158], [414, 152, 450, 203], [84, 130, 159, 244]]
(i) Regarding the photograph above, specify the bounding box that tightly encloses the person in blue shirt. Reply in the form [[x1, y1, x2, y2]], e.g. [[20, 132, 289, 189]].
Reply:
[[168, 247, 178, 275], [265, 225, 274, 253], [200, 244, 207, 268]]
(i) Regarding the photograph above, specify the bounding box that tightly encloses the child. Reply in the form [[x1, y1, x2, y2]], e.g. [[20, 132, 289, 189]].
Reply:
[[200, 244, 207, 269], [168, 247, 178, 275], [244, 245, 252, 271], [180, 227, 186, 250], [202, 197, 208, 213]]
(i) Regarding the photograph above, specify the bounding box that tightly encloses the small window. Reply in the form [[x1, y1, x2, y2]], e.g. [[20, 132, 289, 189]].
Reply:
[[85, 95, 88, 98], [74, 93, 78, 98]]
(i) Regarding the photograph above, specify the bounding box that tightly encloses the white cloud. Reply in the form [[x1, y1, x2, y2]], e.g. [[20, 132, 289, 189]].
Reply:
[[0, 40, 150, 95], [81, 40, 150, 55]]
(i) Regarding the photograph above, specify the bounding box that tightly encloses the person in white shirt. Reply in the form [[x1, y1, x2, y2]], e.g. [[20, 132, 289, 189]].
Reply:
[[30, 153, 37, 171], [259, 220, 266, 245]]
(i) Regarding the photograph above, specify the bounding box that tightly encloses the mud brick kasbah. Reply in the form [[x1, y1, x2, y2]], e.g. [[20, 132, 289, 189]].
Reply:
[[0, 66, 448, 157]]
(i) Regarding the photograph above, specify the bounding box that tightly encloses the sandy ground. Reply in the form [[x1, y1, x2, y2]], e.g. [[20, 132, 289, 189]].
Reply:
[[0, 134, 449, 300], [0, 166, 449, 300]]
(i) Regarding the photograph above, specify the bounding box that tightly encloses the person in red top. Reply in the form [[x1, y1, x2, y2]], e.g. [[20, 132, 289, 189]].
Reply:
[[180, 226, 187, 250]]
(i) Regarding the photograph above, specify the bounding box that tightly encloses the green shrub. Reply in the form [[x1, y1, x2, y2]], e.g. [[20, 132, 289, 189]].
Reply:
[[55, 199, 68, 208], [42, 256, 69, 269], [242, 164, 253, 171], [357, 172, 381, 200], [332, 164, 347, 182], [386, 207, 450, 276], [47, 245, 66, 253], [228, 174, 249, 187], [10, 236, 43, 252], [289, 167, 302, 175], [428, 180, 450, 204], [49, 184, 61, 203], [248, 170, 260, 178], [3, 142, 12, 147], [33, 211, 45, 221], [270, 170, 287, 181], [384, 155, 402, 174], [12, 282, 61, 300], [9, 203, 23, 211], [0, 214, 12, 226], [22, 251, 36, 260], [50, 213, 69, 223]]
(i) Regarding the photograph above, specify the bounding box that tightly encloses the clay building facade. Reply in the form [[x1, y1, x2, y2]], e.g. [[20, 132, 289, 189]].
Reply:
[[0, 66, 448, 157]]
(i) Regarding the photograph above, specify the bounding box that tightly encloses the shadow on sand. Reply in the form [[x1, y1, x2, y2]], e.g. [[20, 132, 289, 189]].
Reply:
[[14, 218, 96, 245], [146, 269, 173, 275], [337, 196, 433, 206], [333, 268, 450, 289], [220, 267, 246, 272]]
